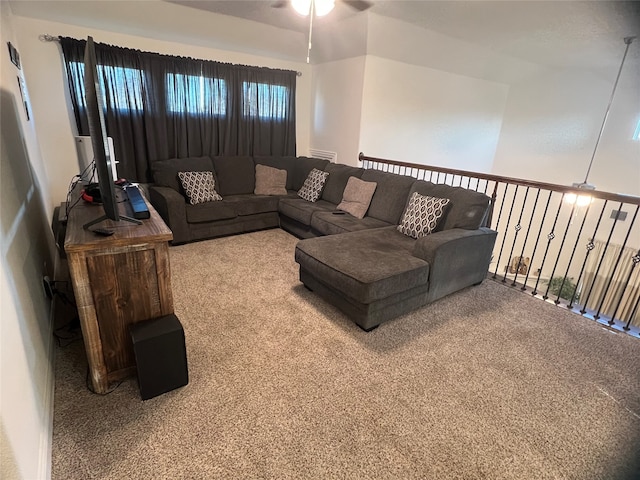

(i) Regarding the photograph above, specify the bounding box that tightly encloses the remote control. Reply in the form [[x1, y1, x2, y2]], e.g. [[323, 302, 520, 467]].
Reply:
[[92, 228, 115, 236]]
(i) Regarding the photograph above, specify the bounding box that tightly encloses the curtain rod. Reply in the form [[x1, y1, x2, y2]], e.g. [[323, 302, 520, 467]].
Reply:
[[39, 33, 303, 76]]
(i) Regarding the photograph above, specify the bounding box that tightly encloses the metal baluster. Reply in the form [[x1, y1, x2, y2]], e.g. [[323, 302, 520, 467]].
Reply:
[[483, 180, 489, 195], [580, 201, 622, 317], [544, 200, 578, 302], [572, 201, 608, 312], [559, 201, 592, 308], [429, 171, 434, 182], [533, 193, 564, 296], [602, 205, 639, 325], [623, 290, 639, 332], [504, 187, 529, 286], [492, 182, 509, 279], [516, 189, 541, 291], [493, 184, 519, 281], [613, 248, 640, 329], [526, 191, 554, 295]]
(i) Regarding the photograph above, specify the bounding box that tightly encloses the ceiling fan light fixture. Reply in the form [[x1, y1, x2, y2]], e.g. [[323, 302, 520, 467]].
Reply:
[[291, 0, 335, 17], [314, 0, 335, 16], [291, 0, 312, 16]]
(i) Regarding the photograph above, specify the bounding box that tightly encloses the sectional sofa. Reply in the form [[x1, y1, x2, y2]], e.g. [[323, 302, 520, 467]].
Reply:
[[148, 155, 497, 330]]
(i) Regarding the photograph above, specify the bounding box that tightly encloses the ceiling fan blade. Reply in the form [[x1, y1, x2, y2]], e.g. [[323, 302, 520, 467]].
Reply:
[[343, 0, 373, 12], [271, 1, 288, 8]]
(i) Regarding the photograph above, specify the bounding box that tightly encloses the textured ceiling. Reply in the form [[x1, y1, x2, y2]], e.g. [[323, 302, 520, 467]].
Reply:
[[8, 0, 640, 73], [168, 0, 640, 69]]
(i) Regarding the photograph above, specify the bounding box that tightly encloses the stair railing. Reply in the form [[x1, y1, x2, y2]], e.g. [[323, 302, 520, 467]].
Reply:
[[359, 152, 640, 338]]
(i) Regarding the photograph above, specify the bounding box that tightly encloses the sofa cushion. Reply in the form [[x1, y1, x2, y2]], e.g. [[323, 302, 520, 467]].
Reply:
[[224, 194, 280, 216], [292, 157, 330, 191], [298, 168, 329, 202], [254, 164, 288, 196], [185, 202, 237, 224], [279, 198, 335, 225], [409, 181, 490, 231], [397, 192, 450, 239], [177, 171, 223, 205], [321, 164, 364, 205], [295, 226, 429, 304], [336, 177, 377, 219], [361, 170, 416, 224], [311, 211, 391, 236], [212, 156, 255, 196], [151, 156, 214, 193], [254, 156, 296, 190]]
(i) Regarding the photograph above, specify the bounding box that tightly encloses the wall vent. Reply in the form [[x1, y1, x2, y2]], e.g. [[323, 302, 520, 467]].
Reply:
[[309, 148, 337, 163]]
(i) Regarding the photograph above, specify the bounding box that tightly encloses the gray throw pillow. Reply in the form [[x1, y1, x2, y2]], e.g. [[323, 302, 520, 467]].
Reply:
[[254, 164, 288, 196], [337, 177, 377, 219], [397, 192, 450, 239], [178, 171, 223, 205], [298, 168, 329, 202]]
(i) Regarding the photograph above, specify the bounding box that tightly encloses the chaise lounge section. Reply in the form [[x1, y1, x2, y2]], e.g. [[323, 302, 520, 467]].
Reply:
[[294, 179, 497, 330]]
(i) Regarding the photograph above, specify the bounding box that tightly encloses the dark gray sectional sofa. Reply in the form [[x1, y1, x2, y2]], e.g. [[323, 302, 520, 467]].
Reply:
[[148, 155, 497, 331]]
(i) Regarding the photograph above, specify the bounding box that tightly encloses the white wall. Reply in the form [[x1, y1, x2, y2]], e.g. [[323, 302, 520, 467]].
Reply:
[[1, 3, 56, 479], [11, 14, 313, 207], [493, 65, 640, 196], [359, 56, 509, 173], [310, 56, 366, 166]]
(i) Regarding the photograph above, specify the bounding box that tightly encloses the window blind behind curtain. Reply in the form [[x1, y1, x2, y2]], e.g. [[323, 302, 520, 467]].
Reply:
[[59, 37, 297, 183]]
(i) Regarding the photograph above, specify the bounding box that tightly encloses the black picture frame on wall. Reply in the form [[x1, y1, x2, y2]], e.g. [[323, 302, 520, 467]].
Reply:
[[7, 42, 20, 69]]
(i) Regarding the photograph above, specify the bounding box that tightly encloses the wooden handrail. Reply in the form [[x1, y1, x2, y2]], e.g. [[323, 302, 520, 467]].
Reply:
[[359, 153, 640, 205]]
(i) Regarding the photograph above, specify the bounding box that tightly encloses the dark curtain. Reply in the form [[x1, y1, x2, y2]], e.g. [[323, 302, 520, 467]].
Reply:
[[59, 37, 297, 182]]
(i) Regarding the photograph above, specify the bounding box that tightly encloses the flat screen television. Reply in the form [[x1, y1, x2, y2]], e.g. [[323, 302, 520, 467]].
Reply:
[[82, 36, 139, 230]]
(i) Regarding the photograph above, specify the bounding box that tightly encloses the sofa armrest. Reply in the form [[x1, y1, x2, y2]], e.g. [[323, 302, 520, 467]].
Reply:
[[412, 227, 497, 302], [149, 186, 190, 244]]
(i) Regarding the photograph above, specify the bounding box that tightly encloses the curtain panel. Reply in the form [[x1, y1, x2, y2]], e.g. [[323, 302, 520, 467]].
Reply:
[[60, 37, 297, 182]]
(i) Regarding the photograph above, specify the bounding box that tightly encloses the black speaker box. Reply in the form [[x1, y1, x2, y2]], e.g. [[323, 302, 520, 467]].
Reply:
[[130, 314, 189, 400]]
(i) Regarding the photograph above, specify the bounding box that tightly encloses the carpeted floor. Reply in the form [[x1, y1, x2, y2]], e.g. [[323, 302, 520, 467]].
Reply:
[[52, 229, 640, 479]]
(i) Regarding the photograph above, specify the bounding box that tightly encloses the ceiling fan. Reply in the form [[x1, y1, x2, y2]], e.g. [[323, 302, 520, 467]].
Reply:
[[272, 0, 373, 63], [272, 0, 373, 16]]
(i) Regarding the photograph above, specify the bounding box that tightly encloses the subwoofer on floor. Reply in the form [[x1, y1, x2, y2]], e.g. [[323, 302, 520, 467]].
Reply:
[[130, 314, 189, 400]]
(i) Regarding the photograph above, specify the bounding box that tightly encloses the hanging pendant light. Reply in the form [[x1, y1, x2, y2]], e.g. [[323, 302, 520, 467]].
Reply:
[[567, 36, 636, 205]]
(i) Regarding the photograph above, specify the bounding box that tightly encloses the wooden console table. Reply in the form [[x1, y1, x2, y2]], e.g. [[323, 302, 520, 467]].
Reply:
[[64, 191, 174, 394]]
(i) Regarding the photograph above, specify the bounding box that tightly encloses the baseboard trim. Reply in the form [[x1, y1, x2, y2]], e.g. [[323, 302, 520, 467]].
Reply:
[[38, 298, 56, 480]]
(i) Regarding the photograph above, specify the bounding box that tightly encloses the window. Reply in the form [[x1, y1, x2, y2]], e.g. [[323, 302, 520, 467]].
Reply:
[[166, 73, 226, 116], [71, 61, 145, 113], [633, 118, 640, 141], [242, 82, 289, 120]]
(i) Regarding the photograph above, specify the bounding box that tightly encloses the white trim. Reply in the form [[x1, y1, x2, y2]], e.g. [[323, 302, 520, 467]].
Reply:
[[38, 299, 56, 480]]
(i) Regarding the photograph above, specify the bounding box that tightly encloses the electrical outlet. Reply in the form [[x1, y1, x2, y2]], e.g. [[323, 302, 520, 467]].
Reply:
[[42, 275, 55, 299], [610, 210, 627, 221]]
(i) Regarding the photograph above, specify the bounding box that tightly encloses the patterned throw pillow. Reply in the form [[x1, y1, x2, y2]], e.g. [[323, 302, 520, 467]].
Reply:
[[397, 192, 450, 239], [177, 171, 223, 205], [298, 168, 329, 202]]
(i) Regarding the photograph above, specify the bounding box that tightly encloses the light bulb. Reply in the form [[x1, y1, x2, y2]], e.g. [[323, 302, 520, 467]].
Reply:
[[565, 193, 593, 207], [314, 0, 335, 16], [292, 0, 311, 16]]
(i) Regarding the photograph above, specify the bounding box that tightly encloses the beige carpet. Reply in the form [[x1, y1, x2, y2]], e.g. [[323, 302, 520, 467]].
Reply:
[[52, 229, 640, 479]]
